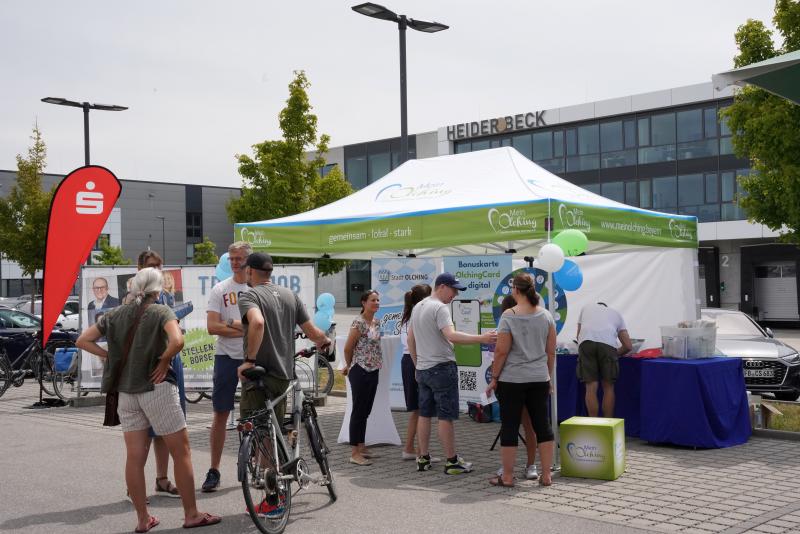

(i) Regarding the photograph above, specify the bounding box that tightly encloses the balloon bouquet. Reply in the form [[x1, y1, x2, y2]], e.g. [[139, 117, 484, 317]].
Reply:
[[536, 228, 588, 291]]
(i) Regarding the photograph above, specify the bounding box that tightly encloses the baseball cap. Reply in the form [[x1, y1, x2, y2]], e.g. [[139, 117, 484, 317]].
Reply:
[[435, 272, 467, 291], [245, 252, 273, 271]]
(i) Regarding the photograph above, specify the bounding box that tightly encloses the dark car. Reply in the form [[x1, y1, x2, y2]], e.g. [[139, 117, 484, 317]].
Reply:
[[0, 307, 76, 371], [701, 308, 800, 401]]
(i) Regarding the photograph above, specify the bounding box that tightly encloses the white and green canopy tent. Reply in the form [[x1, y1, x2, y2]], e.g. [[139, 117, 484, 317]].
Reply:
[[235, 147, 698, 257], [713, 49, 800, 105]]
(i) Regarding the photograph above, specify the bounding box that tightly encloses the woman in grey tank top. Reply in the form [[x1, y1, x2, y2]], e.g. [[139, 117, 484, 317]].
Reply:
[[487, 273, 556, 487]]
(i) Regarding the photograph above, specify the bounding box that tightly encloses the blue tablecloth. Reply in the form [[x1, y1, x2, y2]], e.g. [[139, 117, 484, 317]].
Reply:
[[555, 355, 750, 448], [639, 357, 751, 448]]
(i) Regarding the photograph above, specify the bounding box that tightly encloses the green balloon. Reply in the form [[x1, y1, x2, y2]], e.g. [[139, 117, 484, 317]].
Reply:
[[553, 229, 588, 256]]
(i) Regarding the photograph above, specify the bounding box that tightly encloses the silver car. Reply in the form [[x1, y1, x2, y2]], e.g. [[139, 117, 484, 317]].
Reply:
[[701, 308, 800, 401]]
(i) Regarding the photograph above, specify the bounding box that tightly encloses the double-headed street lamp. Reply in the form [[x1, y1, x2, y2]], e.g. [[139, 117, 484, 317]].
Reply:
[[352, 3, 448, 165], [41, 97, 128, 165]]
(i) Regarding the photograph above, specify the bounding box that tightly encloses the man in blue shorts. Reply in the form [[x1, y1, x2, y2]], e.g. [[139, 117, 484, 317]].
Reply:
[[201, 241, 251, 492], [408, 272, 497, 475]]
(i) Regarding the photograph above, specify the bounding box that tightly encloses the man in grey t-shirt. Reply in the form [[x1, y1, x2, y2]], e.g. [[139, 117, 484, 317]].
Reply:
[[237, 253, 330, 423], [408, 272, 497, 475]]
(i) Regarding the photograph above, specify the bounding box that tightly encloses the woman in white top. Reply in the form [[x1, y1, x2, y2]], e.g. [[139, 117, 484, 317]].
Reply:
[[399, 284, 432, 460]]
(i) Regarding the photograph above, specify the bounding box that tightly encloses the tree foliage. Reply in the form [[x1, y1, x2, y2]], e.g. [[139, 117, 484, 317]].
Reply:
[[192, 236, 219, 265], [0, 126, 54, 308], [721, 0, 800, 243], [227, 70, 352, 276], [94, 238, 131, 265]]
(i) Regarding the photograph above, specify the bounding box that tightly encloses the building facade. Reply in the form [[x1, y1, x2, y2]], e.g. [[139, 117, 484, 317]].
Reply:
[[322, 82, 798, 324], [0, 170, 239, 297]]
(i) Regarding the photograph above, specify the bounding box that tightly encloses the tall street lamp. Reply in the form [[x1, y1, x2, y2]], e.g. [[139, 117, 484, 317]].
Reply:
[[155, 216, 166, 259], [352, 3, 448, 165], [41, 97, 128, 165]]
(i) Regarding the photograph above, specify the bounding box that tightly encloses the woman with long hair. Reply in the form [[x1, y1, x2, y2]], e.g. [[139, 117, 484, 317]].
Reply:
[[486, 273, 556, 487], [342, 289, 383, 465], [399, 283, 432, 460], [77, 268, 220, 531]]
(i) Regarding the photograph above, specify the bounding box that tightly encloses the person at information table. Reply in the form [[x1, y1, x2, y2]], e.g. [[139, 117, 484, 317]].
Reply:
[[486, 273, 555, 487], [342, 289, 383, 466], [576, 302, 633, 418]]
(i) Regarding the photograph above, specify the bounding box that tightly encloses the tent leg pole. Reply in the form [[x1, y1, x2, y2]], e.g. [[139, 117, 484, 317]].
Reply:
[[547, 272, 561, 471]]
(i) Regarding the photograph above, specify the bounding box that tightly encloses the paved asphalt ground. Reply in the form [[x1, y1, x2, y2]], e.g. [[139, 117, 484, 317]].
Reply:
[[2, 325, 800, 534]]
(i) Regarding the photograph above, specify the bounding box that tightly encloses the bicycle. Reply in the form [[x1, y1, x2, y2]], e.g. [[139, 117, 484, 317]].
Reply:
[[0, 333, 75, 399], [185, 391, 210, 404], [237, 346, 337, 534], [293, 324, 336, 396]]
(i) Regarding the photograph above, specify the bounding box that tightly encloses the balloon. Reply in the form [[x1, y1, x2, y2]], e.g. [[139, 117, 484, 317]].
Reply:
[[553, 229, 588, 257], [537, 243, 565, 272], [215, 252, 232, 281], [316, 293, 336, 310], [554, 259, 583, 291], [313, 309, 332, 331]]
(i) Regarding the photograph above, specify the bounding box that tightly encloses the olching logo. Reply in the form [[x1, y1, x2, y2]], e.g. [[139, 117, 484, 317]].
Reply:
[[375, 182, 452, 202], [239, 227, 272, 247], [558, 203, 591, 232], [487, 207, 538, 235], [565, 442, 606, 462], [377, 269, 390, 284], [668, 219, 695, 241]]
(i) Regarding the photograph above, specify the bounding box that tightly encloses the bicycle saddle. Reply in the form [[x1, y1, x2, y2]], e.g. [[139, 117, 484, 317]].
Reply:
[[241, 365, 267, 381]]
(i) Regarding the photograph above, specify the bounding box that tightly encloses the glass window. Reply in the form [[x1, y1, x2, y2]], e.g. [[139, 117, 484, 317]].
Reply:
[[678, 173, 704, 206], [565, 129, 577, 156], [721, 171, 735, 202], [455, 142, 470, 154], [601, 181, 624, 203], [677, 109, 703, 142], [698, 204, 720, 222], [625, 181, 638, 206], [705, 173, 718, 203], [637, 117, 650, 146], [638, 145, 676, 164], [601, 149, 637, 168], [566, 155, 599, 172], [578, 124, 599, 154], [722, 203, 746, 221], [345, 155, 368, 190], [651, 113, 676, 145], [677, 139, 718, 160], [581, 183, 601, 194], [652, 176, 677, 210], [600, 121, 623, 152], [704, 108, 717, 138], [719, 106, 731, 136], [368, 151, 391, 183], [553, 131, 564, 157], [490, 139, 501, 148], [536, 158, 564, 174], [533, 131, 553, 160], [639, 180, 651, 208], [512, 134, 532, 158], [472, 139, 491, 152], [624, 120, 636, 148], [719, 136, 733, 155], [501, 138, 512, 147]]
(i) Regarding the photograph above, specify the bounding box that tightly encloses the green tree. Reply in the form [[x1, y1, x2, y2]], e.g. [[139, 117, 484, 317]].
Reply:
[[0, 126, 53, 310], [721, 0, 800, 243], [192, 236, 219, 264], [93, 238, 131, 265], [227, 70, 353, 275]]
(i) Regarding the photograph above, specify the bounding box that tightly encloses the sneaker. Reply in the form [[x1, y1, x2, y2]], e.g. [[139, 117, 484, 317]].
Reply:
[[444, 456, 473, 475], [496, 466, 505, 477], [201, 468, 221, 492], [525, 464, 539, 480], [256, 496, 285, 518], [401, 451, 416, 461], [416, 455, 432, 472]]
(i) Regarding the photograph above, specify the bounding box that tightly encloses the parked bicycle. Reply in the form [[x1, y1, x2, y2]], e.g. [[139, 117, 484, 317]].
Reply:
[[293, 324, 336, 396], [237, 345, 337, 534], [0, 332, 76, 399]]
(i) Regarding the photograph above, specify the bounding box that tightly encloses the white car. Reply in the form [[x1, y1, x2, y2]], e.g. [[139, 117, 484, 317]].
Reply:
[[13, 299, 79, 331]]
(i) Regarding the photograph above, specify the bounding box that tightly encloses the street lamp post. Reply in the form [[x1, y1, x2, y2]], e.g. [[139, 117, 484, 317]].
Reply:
[[41, 97, 128, 165], [155, 216, 166, 260], [352, 3, 448, 165]]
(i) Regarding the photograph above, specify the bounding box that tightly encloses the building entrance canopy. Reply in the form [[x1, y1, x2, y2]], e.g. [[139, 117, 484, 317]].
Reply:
[[236, 147, 698, 258]]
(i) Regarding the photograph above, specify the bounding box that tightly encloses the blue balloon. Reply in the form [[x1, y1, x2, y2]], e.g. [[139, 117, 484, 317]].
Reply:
[[313, 309, 332, 331], [215, 252, 233, 281], [316, 293, 336, 310], [553, 260, 583, 291]]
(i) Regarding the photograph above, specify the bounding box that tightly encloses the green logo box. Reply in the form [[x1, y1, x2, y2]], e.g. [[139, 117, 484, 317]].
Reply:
[[559, 416, 625, 481]]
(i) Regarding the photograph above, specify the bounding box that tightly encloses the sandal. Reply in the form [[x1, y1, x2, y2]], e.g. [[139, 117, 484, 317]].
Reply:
[[183, 512, 222, 529], [126, 489, 150, 505], [489, 476, 515, 488], [155, 477, 180, 498], [135, 515, 160, 533], [539, 477, 553, 487]]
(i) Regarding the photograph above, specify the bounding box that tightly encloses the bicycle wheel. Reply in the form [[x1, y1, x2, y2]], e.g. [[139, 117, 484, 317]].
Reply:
[[0, 355, 11, 398], [316, 356, 334, 396], [240, 430, 292, 534], [304, 415, 336, 502], [185, 391, 207, 404], [29, 348, 56, 397], [43, 340, 75, 399]]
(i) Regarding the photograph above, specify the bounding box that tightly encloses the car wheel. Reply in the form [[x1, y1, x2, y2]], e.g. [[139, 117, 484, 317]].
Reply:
[[773, 391, 800, 402]]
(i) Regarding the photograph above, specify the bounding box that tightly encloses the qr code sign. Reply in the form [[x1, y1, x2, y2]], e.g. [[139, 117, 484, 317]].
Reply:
[[459, 370, 477, 391]]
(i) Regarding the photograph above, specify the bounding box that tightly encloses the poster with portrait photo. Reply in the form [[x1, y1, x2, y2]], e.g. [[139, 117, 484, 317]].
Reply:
[[160, 269, 184, 306]]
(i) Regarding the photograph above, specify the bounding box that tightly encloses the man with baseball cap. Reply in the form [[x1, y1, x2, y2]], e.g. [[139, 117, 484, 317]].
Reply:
[[408, 272, 497, 475]]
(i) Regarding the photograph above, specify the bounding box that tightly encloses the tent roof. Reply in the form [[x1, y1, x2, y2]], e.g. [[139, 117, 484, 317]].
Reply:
[[713, 49, 800, 104], [236, 147, 697, 259]]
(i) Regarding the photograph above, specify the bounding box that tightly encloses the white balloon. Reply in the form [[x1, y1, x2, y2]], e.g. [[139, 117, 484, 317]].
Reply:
[[537, 243, 565, 272]]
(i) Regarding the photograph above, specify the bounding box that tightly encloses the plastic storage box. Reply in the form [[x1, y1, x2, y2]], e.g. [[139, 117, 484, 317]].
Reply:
[[660, 325, 716, 359]]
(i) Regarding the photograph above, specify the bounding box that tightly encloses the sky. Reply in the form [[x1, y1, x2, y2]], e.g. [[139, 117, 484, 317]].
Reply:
[[0, 0, 778, 187]]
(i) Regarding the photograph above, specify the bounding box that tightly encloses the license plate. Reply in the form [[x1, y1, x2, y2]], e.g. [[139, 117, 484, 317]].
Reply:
[[744, 369, 775, 378]]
